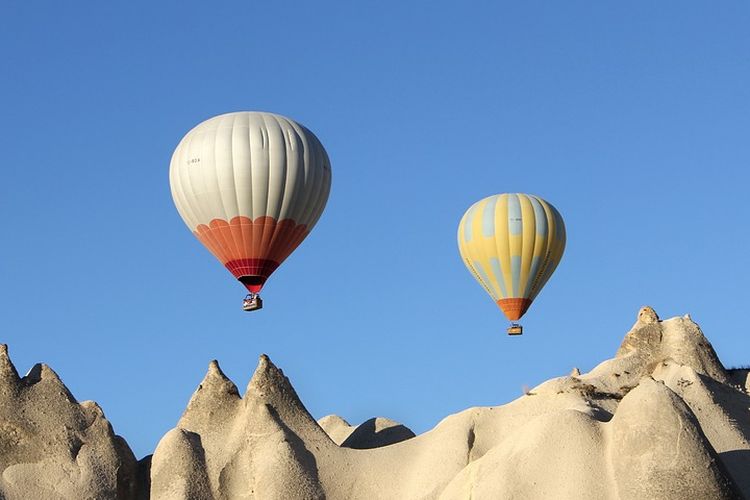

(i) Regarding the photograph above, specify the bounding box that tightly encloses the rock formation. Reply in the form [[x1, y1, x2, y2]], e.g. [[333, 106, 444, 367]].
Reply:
[[0, 307, 748, 499], [317, 415, 415, 449], [150, 307, 747, 499], [0, 344, 138, 499]]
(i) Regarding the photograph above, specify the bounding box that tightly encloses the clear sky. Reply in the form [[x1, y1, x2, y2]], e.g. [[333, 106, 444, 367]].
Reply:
[[1, 1, 748, 459]]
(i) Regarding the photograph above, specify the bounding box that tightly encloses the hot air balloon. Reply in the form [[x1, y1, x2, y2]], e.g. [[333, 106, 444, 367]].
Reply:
[[457, 193, 565, 335], [169, 112, 332, 311]]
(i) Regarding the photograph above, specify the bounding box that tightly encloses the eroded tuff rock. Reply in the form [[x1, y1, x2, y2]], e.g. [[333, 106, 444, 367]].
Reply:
[[616, 306, 729, 383], [0, 344, 138, 499], [2, 307, 748, 499], [317, 415, 415, 449], [609, 377, 737, 499], [150, 306, 747, 499], [151, 355, 328, 500]]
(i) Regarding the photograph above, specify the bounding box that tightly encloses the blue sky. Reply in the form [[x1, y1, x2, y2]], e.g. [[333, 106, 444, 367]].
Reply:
[[1, 1, 748, 459]]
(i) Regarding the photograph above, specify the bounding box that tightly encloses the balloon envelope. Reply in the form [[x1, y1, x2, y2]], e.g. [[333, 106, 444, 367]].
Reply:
[[457, 193, 565, 321], [170, 112, 332, 293]]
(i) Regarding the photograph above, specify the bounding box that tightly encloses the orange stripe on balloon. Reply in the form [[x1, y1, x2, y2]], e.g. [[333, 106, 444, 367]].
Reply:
[[267, 219, 308, 264], [497, 298, 532, 321], [194, 222, 231, 264], [193, 215, 309, 281]]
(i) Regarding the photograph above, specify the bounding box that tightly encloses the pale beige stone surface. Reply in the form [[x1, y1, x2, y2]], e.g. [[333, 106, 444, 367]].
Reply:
[[1, 307, 747, 499], [148, 307, 747, 499], [317, 415, 415, 449], [0, 344, 138, 499]]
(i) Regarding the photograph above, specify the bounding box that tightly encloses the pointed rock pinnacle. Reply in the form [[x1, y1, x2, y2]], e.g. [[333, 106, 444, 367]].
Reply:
[[0, 344, 20, 383], [637, 306, 659, 324], [247, 354, 292, 399], [244, 354, 321, 434], [198, 360, 240, 397]]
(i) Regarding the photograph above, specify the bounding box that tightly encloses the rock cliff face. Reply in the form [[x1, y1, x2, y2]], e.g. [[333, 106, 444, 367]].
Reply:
[[1, 307, 748, 499]]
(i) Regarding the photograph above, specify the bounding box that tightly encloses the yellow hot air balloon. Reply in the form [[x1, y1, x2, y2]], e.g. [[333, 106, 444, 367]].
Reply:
[[170, 112, 332, 311], [457, 193, 565, 335]]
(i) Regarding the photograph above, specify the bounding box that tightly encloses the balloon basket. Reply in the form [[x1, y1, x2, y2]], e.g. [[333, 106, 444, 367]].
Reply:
[[242, 294, 263, 312], [507, 324, 523, 336]]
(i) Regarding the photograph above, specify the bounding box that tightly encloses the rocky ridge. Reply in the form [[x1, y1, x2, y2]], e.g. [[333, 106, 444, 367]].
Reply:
[[0, 345, 137, 499], [0, 307, 748, 499]]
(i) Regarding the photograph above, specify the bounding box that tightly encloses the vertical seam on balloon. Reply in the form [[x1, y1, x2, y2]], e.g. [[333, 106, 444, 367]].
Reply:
[[459, 206, 495, 300], [285, 121, 318, 260], [306, 125, 322, 227], [256, 119, 268, 265], [267, 114, 291, 265], [308, 143, 330, 229], [182, 128, 207, 227], [508, 194, 522, 297], [247, 113, 258, 262], [306, 128, 330, 230], [248, 114, 254, 222], [526, 196, 549, 298], [523, 195, 535, 298], [490, 258, 508, 298], [463, 201, 475, 243], [465, 201, 497, 300], [313, 138, 332, 227], [307, 129, 323, 227], [529, 199, 551, 300], [275, 114, 287, 224], [472, 259, 497, 300], [301, 129, 318, 227], [308, 148, 325, 228], [214, 115, 240, 261], [469, 200, 488, 297], [185, 129, 226, 262], [538, 204, 558, 297], [184, 124, 229, 263], [474, 198, 500, 300], [261, 114, 280, 264], [173, 138, 209, 252], [548, 204, 563, 283], [182, 127, 224, 258], [230, 113, 253, 258], [295, 123, 315, 226], [500, 194, 511, 297], [294, 122, 311, 226], [293, 124, 315, 253], [523, 195, 543, 299], [273, 115, 295, 258], [224, 113, 242, 258], [265, 115, 288, 263], [271, 121, 312, 263], [476, 196, 494, 301], [489, 195, 506, 299], [521, 194, 533, 298], [284, 126, 296, 220], [230, 113, 249, 262], [545, 203, 565, 291], [205, 116, 239, 265], [278, 118, 296, 223], [318, 140, 330, 224], [481, 196, 497, 237], [271, 120, 317, 268], [216, 114, 231, 221], [501, 194, 512, 298], [531, 199, 560, 300], [170, 143, 197, 230]]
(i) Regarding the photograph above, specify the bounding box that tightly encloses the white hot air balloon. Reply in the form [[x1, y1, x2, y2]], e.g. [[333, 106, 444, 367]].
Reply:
[[169, 112, 332, 311]]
